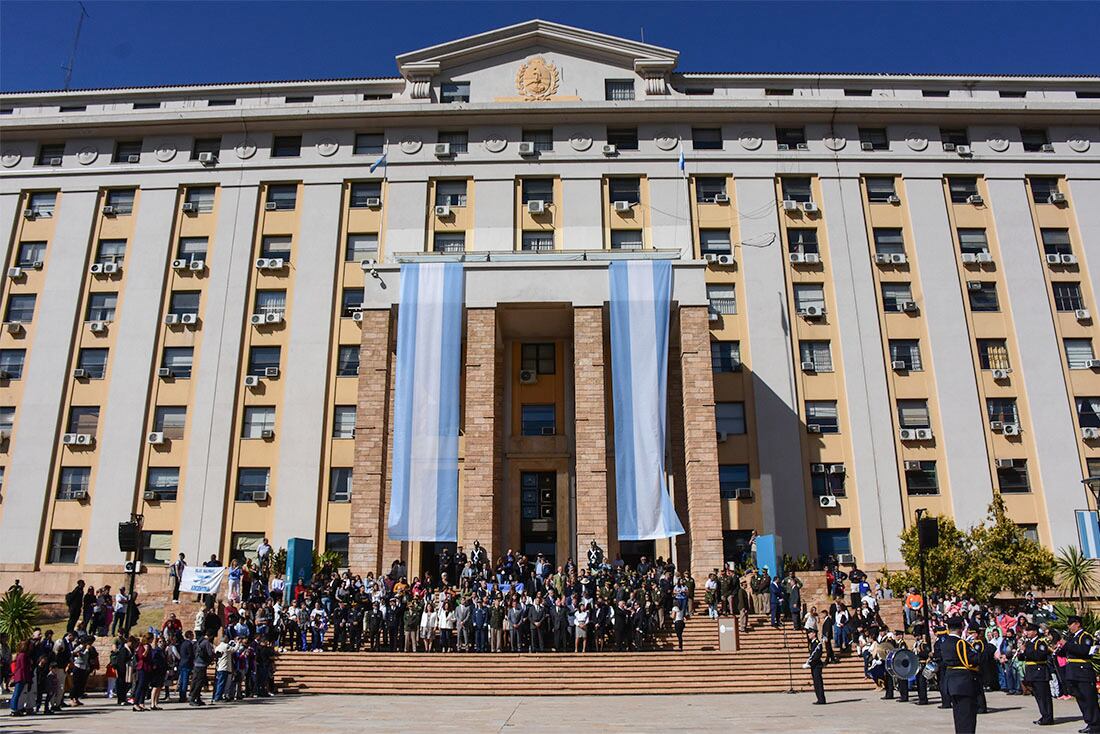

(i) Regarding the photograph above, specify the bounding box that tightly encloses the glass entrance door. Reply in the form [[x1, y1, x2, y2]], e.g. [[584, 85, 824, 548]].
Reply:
[[520, 471, 556, 566]]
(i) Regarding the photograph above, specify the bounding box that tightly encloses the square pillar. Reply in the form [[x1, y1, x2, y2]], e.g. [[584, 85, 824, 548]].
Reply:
[[573, 306, 611, 561], [460, 308, 501, 560]]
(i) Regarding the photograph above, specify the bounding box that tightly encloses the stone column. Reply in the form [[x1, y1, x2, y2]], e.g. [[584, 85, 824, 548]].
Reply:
[[678, 305, 725, 578], [461, 308, 500, 559], [573, 307, 611, 561], [350, 309, 393, 576]]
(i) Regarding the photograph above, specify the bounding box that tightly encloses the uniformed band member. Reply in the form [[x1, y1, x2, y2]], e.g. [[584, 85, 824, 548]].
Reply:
[[942, 616, 980, 734], [1058, 615, 1100, 734], [933, 622, 952, 709], [805, 628, 826, 705], [968, 628, 989, 715], [1018, 622, 1055, 726], [912, 630, 931, 706], [894, 632, 911, 703]]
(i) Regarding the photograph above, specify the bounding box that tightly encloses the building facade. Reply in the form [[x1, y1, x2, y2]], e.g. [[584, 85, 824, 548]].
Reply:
[[1, 20, 1099, 589]]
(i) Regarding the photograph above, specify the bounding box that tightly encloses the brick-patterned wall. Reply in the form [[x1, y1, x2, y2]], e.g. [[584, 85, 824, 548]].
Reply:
[[461, 309, 500, 560], [574, 307, 611, 561], [678, 306, 725, 578], [668, 314, 691, 568], [350, 309, 392, 576]]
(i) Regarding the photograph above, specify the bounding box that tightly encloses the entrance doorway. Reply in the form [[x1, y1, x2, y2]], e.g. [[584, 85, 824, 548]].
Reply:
[[420, 541, 456, 582], [520, 471, 556, 566], [619, 540, 655, 570]]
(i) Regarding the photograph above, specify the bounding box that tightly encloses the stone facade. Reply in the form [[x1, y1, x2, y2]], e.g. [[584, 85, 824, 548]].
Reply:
[[573, 306, 611, 561], [460, 308, 501, 560]]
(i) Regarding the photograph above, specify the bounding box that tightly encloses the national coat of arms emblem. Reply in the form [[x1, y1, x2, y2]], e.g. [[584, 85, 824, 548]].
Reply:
[[515, 56, 560, 101]]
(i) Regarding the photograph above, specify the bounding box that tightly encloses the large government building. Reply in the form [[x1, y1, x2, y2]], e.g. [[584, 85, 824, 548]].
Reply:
[[2, 20, 1099, 591]]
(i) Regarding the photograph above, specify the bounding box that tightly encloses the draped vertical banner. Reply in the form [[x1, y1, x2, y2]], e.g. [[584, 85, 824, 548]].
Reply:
[[388, 262, 464, 542], [609, 260, 685, 540]]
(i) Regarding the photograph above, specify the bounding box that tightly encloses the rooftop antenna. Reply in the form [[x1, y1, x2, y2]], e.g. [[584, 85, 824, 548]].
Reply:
[[62, 2, 89, 90], [640, 27, 645, 43]]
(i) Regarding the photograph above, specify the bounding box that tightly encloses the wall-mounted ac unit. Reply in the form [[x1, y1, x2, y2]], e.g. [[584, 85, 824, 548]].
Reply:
[[801, 201, 819, 213], [995, 459, 1015, 469], [914, 428, 934, 440], [835, 553, 856, 564], [781, 200, 799, 211], [434, 142, 452, 157], [147, 432, 165, 445], [713, 193, 729, 204], [891, 360, 908, 371], [7, 267, 24, 279], [734, 488, 754, 500], [189, 260, 205, 271], [264, 367, 280, 378], [613, 200, 633, 213], [243, 375, 261, 387], [899, 429, 917, 441], [251, 490, 269, 502], [1048, 192, 1067, 205], [182, 202, 196, 213], [261, 429, 276, 440], [180, 313, 198, 325], [517, 141, 537, 156], [966, 194, 984, 206], [819, 495, 838, 508], [1076, 309, 1092, 322], [89, 321, 108, 333], [172, 259, 189, 270], [519, 369, 538, 385], [527, 200, 546, 215], [1001, 423, 1021, 436], [434, 205, 451, 217], [198, 151, 217, 165], [164, 314, 180, 325], [991, 368, 1011, 380], [602, 144, 617, 156]]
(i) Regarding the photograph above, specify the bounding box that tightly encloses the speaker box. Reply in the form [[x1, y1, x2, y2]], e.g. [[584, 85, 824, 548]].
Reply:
[[118, 521, 140, 552], [917, 516, 940, 551]]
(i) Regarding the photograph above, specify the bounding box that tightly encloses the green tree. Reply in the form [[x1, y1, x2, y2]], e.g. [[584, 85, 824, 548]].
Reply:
[[968, 494, 1055, 598], [885, 513, 971, 597], [0, 589, 40, 644], [1055, 545, 1099, 610]]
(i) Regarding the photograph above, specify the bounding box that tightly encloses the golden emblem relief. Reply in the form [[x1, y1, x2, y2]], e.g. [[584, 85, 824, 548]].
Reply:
[[515, 56, 560, 101]]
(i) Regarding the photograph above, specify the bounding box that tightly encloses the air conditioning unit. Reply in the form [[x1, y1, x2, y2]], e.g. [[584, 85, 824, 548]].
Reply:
[[517, 141, 537, 156], [352, 311, 364, 323], [976, 252, 993, 264], [613, 200, 633, 213], [147, 432, 165, 445], [777, 143, 791, 151], [801, 360, 816, 372], [733, 487, 754, 500], [811, 463, 827, 474], [261, 429, 276, 440], [990, 421, 1004, 433], [967, 280, 982, 291], [703, 253, 719, 263], [70, 489, 89, 500], [860, 141, 875, 151], [198, 151, 217, 165], [1001, 423, 1021, 436], [890, 253, 907, 264], [89, 321, 108, 333], [365, 197, 382, 208], [886, 195, 901, 205], [819, 495, 838, 508], [1062, 254, 1078, 265], [62, 433, 78, 444], [1076, 309, 1092, 322], [89, 263, 104, 275], [180, 313, 198, 325], [707, 311, 720, 322], [829, 464, 846, 475], [900, 301, 919, 313], [189, 259, 205, 271], [807, 424, 822, 434], [915, 428, 934, 440], [1083, 427, 1100, 440], [7, 267, 23, 279], [801, 201, 819, 213], [966, 194, 984, 206], [157, 367, 172, 378], [527, 200, 546, 215], [164, 314, 180, 325], [49, 157, 63, 166], [714, 193, 730, 204], [243, 375, 261, 387], [899, 429, 917, 441], [1048, 192, 1067, 205], [874, 253, 891, 264], [78, 433, 95, 445], [800, 305, 824, 319], [891, 360, 908, 371], [991, 368, 1011, 380], [72, 368, 87, 378], [434, 142, 452, 157], [961, 253, 978, 264], [995, 458, 1015, 469], [256, 258, 285, 271], [781, 200, 799, 211], [795, 143, 809, 151], [250, 314, 266, 325], [127, 154, 141, 163], [1040, 143, 1055, 153], [103, 261, 120, 275], [264, 366, 280, 378], [716, 431, 730, 442], [717, 254, 734, 266], [434, 204, 451, 217], [955, 145, 972, 156], [789, 253, 807, 264], [602, 144, 617, 156], [904, 461, 922, 471], [265, 312, 284, 324], [265, 202, 278, 211], [143, 490, 158, 501], [519, 369, 538, 385], [102, 205, 116, 216], [182, 202, 196, 213], [172, 259, 189, 270], [1086, 359, 1100, 369], [251, 490, 269, 502], [6, 322, 25, 335], [1046, 253, 1063, 266], [835, 553, 856, 565], [539, 426, 555, 436], [23, 208, 36, 219], [123, 560, 143, 575]]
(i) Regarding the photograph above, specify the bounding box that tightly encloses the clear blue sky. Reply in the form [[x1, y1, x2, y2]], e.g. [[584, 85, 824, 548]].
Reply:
[[2, 1, 1097, 92]]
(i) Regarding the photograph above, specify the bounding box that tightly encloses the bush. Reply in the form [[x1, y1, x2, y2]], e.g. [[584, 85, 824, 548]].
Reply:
[[0, 589, 40, 644]]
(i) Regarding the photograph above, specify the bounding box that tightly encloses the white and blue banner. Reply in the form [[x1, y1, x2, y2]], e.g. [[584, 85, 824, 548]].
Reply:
[[1077, 510, 1100, 559], [388, 262, 464, 542], [609, 260, 685, 540], [179, 566, 225, 595]]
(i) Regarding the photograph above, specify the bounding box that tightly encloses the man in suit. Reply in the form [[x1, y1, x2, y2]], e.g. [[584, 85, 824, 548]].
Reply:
[[942, 616, 980, 734], [528, 594, 548, 652], [472, 598, 490, 653], [805, 628, 826, 705], [455, 597, 472, 651], [1018, 621, 1054, 726], [1060, 615, 1100, 733], [552, 597, 570, 652], [769, 575, 785, 628]]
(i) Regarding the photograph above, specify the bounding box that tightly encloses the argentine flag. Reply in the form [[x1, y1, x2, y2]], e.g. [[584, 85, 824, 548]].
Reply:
[[369, 151, 387, 173], [677, 142, 686, 176]]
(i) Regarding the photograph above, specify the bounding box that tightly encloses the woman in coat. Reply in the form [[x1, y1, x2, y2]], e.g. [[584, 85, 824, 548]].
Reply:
[[8, 640, 32, 716]]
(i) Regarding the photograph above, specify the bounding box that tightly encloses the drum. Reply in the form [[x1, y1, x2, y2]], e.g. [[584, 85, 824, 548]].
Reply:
[[890, 649, 920, 679], [922, 659, 938, 680]]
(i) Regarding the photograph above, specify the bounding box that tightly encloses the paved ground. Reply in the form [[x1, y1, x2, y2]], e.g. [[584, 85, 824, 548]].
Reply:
[[2, 689, 1091, 733]]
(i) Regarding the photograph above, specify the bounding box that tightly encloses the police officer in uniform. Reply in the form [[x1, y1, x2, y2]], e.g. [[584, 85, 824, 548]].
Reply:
[[894, 632, 911, 703], [913, 627, 931, 705], [1059, 615, 1100, 733], [969, 627, 989, 715], [1018, 622, 1054, 726], [941, 616, 980, 733], [587, 540, 604, 569], [805, 628, 827, 705], [933, 622, 952, 709]]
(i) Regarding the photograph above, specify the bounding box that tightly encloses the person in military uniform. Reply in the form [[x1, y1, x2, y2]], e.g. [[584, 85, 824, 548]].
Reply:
[[1058, 615, 1100, 733], [805, 628, 827, 705], [968, 627, 990, 715], [941, 616, 980, 734], [894, 632, 911, 703], [933, 622, 952, 709], [587, 540, 604, 569], [1018, 621, 1055, 726], [912, 626, 931, 705]]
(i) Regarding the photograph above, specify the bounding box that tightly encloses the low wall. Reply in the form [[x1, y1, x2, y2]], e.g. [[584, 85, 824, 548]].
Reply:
[[0, 568, 174, 603]]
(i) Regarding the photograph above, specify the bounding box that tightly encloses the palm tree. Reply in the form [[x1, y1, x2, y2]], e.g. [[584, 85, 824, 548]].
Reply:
[[1056, 546, 1099, 611], [0, 589, 40, 644]]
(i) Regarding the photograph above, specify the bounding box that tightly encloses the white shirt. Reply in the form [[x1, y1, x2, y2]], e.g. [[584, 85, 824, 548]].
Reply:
[[574, 609, 589, 629]]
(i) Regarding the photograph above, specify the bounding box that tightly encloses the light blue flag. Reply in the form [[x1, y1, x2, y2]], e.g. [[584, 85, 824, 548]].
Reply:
[[388, 262, 464, 542], [677, 142, 686, 176], [609, 260, 685, 540], [1078, 510, 1100, 558], [369, 152, 387, 173]]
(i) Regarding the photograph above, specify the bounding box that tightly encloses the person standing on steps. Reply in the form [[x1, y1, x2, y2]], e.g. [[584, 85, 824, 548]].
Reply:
[[805, 628, 827, 705]]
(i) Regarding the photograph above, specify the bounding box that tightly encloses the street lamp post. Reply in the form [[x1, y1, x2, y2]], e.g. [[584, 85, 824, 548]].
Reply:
[[1083, 476, 1100, 508], [915, 508, 933, 651]]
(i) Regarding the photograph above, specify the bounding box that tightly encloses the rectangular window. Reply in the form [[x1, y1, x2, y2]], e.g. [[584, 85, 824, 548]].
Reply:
[[897, 399, 931, 429], [325, 533, 350, 567], [1053, 282, 1085, 312], [191, 137, 221, 161], [349, 181, 383, 208], [987, 398, 1019, 425], [329, 468, 352, 503], [140, 531, 173, 565], [782, 177, 813, 203], [522, 129, 553, 153], [1041, 229, 1073, 256], [940, 128, 970, 147], [1065, 339, 1096, 369], [610, 230, 644, 251], [254, 289, 287, 315], [207, 98, 237, 107], [718, 464, 751, 499], [95, 239, 126, 264], [1029, 177, 1061, 204], [184, 187, 215, 212], [692, 128, 723, 150], [433, 232, 466, 254], [230, 533, 264, 563], [162, 347, 193, 378], [607, 128, 639, 150], [521, 343, 556, 375], [435, 180, 468, 207], [521, 178, 554, 204], [153, 406, 187, 440], [881, 282, 914, 312], [113, 140, 142, 163], [77, 348, 109, 379], [0, 349, 26, 379], [699, 229, 731, 256], [520, 404, 556, 436], [765, 88, 795, 97], [28, 192, 57, 217], [438, 130, 469, 154], [811, 471, 846, 498], [948, 177, 979, 203], [242, 407, 276, 439], [261, 235, 292, 261], [265, 184, 297, 211], [58, 467, 90, 499], [922, 90, 950, 98], [86, 292, 118, 321], [47, 530, 82, 564], [247, 346, 281, 375], [695, 176, 727, 203], [1021, 129, 1050, 152], [17, 241, 47, 266], [440, 82, 470, 103], [177, 237, 208, 262], [284, 95, 313, 104], [967, 282, 1000, 312], [715, 402, 746, 435], [788, 228, 819, 255], [776, 127, 806, 148], [793, 284, 825, 312], [711, 341, 741, 373], [341, 288, 363, 318], [146, 468, 179, 501], [858, 128, 889, 150], [605, 80, 635, 101], [865, 177, 897, 203], [336, 345, 359, 377], [106, 189, 136, 214], [271, 135, 302, 157], [905, 461, 939, 496], [889, 340, 923, 371], [521, 232, 554, 252], [816, 529, 852, 562], [333, 406, 356, 438], [799, 341, 833, 372], [169, 291, 200, 316], [1079, 398, 1100, 428], [354, 133, 385, 155], [36, 143, 65, 165], [977, 338, 1012, 370], [6, 294, 37, 322], [845, 88, 873, 97], [346, 233, 379, 261], [873, 228, 905, 256], [806, 401, 839, 433], [608, 177, 641, 204], [957, 228, 989, 255], [707, 284, 736, 315], [0, 407, 12, 432]]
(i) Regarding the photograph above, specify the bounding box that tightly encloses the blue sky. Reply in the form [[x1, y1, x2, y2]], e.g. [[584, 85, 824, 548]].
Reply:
[[2, 1, 1097, 92]]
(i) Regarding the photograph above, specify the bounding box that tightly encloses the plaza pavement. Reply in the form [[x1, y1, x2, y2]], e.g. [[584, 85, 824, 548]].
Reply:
[[1, 690, 1090, 733]]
